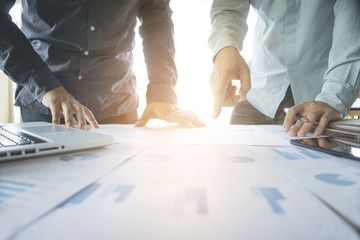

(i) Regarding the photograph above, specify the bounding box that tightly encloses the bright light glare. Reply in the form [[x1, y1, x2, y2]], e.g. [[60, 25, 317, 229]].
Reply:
[[133, 0, 257, 125]]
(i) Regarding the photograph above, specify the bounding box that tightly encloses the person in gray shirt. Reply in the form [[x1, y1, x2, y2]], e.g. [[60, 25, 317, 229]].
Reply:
[[209, 0, 360, 136], [0, 0, 204, 129]]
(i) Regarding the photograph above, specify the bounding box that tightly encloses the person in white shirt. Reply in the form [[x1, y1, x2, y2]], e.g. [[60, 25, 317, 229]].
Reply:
[[209, 0, 360, 137]]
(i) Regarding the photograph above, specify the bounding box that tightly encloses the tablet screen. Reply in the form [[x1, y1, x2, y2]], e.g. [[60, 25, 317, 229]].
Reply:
[[290, 137, 360, 161]]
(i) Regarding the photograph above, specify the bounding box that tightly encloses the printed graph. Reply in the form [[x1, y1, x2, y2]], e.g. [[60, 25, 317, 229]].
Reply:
[[314, 173, 358, 186], [0, 179, 36, 204], [59, 183, 101, 208], [60, 154, 99, 162], [258, 187, 285, 214], [270, 147, 324, 160], [59, 183, 135, 208], [98, 184, 135, 202], [173, 187, 208, 217]]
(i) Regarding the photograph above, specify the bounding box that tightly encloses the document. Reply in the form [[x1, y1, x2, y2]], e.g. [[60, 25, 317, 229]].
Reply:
[[259, 124, 325, 140], [251, 146, 360, 230], [0, 143, 144, 240], [15, 145, 358, 240], [91, 124, 291, 146]]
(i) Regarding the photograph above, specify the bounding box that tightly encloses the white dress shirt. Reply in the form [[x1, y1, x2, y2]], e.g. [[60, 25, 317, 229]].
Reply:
[[209, 0, 360, 118]]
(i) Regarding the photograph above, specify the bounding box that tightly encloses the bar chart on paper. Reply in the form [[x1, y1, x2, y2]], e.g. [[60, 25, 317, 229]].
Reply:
[[0, 179, 36, 204], [269, 147, 326, 160], [0, 175, 65, 240], [0, 177, 60, 209], [0, 143, 145, 240], [258, 187, 285, 214], [60, 183, 136, 208], [173, 187, 208, 217]]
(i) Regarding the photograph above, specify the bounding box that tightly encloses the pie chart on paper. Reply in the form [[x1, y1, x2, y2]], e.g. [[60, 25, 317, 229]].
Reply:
[[314, 173, 357, 186]]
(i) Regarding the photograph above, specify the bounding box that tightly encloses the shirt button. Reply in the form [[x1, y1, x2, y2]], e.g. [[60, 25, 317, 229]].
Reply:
[[78, 75, 83, 80], [90, 26, 95, 31], [84, 51, 89, 56]]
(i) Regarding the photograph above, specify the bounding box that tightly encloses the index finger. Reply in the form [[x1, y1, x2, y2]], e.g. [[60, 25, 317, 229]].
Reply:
[[211, 72, 229, 119], [283, 105, 304, 132], [238, 64, 251, 100]]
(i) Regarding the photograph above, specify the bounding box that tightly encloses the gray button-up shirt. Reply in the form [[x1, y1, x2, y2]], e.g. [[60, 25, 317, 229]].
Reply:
[[0, 0, 178, 121], [209, 0, 360, 118]]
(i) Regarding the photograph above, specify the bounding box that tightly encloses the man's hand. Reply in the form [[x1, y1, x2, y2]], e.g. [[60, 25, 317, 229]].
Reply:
[[283, 101, 343, 137], [42, 86, 99, 129], [134, 102, 205, 128], [210, 47, 251, 118]]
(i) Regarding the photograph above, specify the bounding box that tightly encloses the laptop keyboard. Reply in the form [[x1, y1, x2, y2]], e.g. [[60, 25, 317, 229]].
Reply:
[[0, 125, 47, 148]]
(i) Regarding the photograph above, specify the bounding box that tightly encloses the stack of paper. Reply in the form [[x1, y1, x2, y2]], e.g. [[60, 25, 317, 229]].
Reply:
[[317, 119, 360, 146]]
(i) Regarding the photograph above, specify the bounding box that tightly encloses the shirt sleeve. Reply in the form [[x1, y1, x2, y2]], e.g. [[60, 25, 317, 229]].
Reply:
[[138, 0, 178, 105], [0, 0, 61, 102], [316, 0, 360, 117], [208, 0, 250, 59]]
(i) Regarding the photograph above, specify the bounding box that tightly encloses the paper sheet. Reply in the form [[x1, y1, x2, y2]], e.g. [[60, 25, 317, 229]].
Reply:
[[15, 145, 359, 240], [250, 146, 360, 229], [0, 143, 144, 240], [91, 124, 292, 146], [259, 124, 327, 139]]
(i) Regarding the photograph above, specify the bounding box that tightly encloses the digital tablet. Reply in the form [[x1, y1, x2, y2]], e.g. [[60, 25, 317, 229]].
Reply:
[[290, 137, 360, 161]]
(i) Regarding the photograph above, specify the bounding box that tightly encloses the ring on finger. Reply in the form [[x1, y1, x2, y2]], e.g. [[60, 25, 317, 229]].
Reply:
[[296, 119, 304, 125], [301, 116, 309, 123]]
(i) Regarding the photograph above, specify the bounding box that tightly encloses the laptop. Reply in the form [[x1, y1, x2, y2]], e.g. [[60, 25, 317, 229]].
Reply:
[[0, 122, 114, 162]]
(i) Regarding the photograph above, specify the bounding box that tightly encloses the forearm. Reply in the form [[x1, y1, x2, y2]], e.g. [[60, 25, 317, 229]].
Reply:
[[209, 0, 250, 59], [317, 0, 360, 116], [138, 0, 177, 105], [0, 3, 61, 101]]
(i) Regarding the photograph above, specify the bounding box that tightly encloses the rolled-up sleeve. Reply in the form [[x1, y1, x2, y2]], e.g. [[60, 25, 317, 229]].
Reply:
[[138, 0, 178, 105], [316, 0, 360, 116], [208, 0, 250, 59], [0, 0, 61, 102]]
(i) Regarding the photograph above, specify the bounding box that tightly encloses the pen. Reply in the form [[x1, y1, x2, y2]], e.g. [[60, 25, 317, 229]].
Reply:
[[283, 108, 303, 122], [284, 108, 319, 124]]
